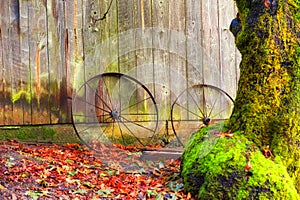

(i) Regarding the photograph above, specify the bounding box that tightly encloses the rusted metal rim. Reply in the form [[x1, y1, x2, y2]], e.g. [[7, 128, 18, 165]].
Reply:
[[170, 84, 234, 147], [71, 72, 159, 151]]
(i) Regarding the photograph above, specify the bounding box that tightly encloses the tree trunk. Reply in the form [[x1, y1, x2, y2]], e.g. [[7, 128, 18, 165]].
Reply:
[[229, 0, 300, 191]]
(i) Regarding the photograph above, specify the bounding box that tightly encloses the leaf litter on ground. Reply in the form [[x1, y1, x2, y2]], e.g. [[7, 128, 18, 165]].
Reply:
[[0, 140, 194, 199]]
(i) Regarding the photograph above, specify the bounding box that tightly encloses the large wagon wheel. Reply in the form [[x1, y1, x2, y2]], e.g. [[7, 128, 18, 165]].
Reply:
[[72, 72, 159, 152], [170, 84, 234, 147]]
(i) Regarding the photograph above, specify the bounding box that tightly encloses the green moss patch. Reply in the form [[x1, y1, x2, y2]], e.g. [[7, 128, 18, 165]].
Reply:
[[0, 125, 80, 144], [181, 126, 299, 199]]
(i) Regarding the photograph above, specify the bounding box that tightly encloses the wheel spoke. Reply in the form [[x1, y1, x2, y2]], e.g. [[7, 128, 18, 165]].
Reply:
[[118, 78, 122, 112], [112, 121, 115, 139], [201, 87, 208, 117], [87, 82, 112, 112], [95, 122, 111, 142], [212, 118, 229, 121], [174, 102, 203, 119], [120, 116, 156, 133], [118, 118, 145, 146], [76, 97, 111, 114], [121, 113, 157, 116], [102, 77, 114, 109], [171, 84, 234, 147], [120, 96, 152, 112], [209, 107, 231, 119], [95, 113, 111, 119], [73, 72, 158, 149], [186, 89, 205, 118], [77, 123, 99, 135], [115, 120, 125, 145], [207, 97, 218, 118]]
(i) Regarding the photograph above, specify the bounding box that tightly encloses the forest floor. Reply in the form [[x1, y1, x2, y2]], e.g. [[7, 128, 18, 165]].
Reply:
[[0, 140, 193, 199]]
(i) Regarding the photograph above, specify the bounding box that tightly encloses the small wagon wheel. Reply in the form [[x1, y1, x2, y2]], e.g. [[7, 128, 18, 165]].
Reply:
[[72, 72, 159, 152], [170, 84, 234, 147]]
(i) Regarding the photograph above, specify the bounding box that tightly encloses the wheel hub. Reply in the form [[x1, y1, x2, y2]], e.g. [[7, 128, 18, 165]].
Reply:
[[203, 117, 211, 125], [110, 110, 120, 120]]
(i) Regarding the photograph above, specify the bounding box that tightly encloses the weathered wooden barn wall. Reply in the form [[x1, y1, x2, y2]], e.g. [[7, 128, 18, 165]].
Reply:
[[0, 0, 241, 126]]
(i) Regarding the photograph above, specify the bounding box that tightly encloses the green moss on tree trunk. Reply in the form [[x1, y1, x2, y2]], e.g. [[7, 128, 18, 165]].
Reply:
[[229, 0, 300, 192], [181, 0, 300, 197]]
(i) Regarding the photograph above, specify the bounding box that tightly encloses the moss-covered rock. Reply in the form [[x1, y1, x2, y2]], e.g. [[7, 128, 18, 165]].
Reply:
[[181, 125, 299, 199]]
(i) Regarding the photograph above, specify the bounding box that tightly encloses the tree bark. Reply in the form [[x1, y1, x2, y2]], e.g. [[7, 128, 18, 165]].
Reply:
[[229, 0, 300, 191]]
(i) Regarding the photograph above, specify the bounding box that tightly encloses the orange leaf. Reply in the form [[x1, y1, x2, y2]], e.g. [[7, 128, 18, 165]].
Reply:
[[244, 160, 252, 172]]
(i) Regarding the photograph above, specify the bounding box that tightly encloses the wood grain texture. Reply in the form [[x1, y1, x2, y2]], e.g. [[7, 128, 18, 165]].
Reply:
[[0, 0, 241, 126], [46, 0, 64, 123], [168, 0, 186, 101], [19, 0, 30, 124], [186, 0, 203, 85], [2, 0, 14, 125], [151, 0, 170, 122], [28, 0, 50, 124], [0, 0, 6, 125], [117, 0, 136, 74]]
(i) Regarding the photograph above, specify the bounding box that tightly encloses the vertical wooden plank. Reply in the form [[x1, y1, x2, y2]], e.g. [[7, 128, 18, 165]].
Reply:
[[200, 0, 211, 86], [134, 0, 153, 77], [117, 0, 136, 74], [19, 0, 31, 124], [89, 0, 104, 75], [79, 0, 100, 127], [134, 0, 154, 84], [0, 33, 3, 125], [71, 0, 84, 123], [8, 0, 23, 125], [166, 0, 187, 138], [65, 0, 84, 91], [152, 0, 170, 122], [82, 0, 118, 80], [0, 1, 14, 125], [234, 5, 241, 91], [132, 0, 156, 132], [73, 0, 84, 86], [103, 0, 118, 73], [186, 0, 203, 85], [64, 0, 84, 122], [168, 0, 186, 103], [201, 0, 220, 87], [134, 0, 154, 100], [63, 0, 74, 123], [82, 0, 97, 82], [98, 0, 105, 74], [28, 0, 50, 124], [0, 1, 5, 125], [182, 0, 201, 132], [114, 0, 135, 123], [218, 0, 240, 99], [37, 0, 50, 124], [79, 0, 118, 125], [46, 0, 66, 123]]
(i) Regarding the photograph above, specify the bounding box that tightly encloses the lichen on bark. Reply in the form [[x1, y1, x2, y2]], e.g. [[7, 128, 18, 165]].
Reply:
[[229, 0, 300, 191]]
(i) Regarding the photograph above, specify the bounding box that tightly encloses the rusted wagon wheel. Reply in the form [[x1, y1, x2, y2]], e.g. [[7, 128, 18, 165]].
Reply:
[[170, 84, 234, 147], [72, 72, 158, 151]]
